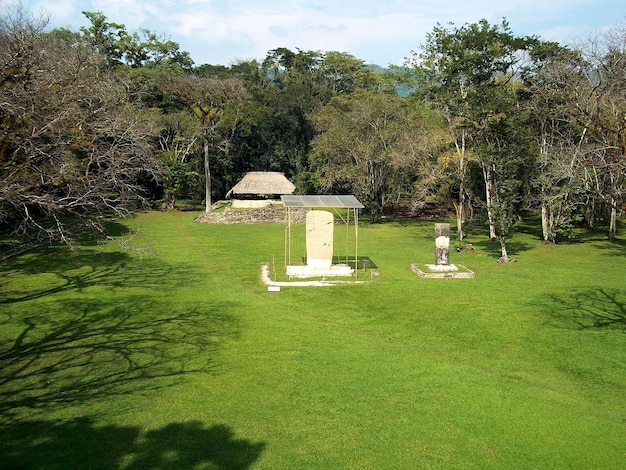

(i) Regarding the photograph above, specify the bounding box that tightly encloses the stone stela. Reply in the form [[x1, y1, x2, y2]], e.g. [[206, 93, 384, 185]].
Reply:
[[306, 210, 334, 268], [281, 195, 364, 280], [285, 209, 354, 278], [434, 223, 450, 266], [411, 222, 475, 278], [424, 222, 459, 273]]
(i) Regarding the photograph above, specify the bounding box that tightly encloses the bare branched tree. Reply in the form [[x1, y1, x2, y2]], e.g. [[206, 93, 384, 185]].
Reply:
[[543, 23, 626, 239], [1, 4, 160, 246]]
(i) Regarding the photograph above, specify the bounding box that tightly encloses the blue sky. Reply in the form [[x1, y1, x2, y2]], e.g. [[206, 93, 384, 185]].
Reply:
[[15, 0, 626, 66]]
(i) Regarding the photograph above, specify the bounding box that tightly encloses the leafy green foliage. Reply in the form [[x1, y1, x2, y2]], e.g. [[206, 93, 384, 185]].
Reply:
[[223, 50, 383, 191], [310, 91, 445, 220], [407, 19, 573, 256], [79, 11, 193, 69], [3, 3, 624, 249]]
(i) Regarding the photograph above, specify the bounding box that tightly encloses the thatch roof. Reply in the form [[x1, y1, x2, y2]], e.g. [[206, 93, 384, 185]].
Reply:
[[226, 171, 295, 198]]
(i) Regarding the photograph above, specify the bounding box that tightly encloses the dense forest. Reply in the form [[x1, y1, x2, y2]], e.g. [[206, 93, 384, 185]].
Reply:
[[1, 4, 624, 259]]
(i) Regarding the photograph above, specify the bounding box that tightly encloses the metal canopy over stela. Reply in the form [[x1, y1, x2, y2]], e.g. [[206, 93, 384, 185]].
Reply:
[[281, 195, 364, 277], [281, 195, 364, 209]]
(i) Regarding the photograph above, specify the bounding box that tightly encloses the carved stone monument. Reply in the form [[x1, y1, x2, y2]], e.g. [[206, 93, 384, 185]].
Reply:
[[410, 222, 474, 278], [434, 223, 450, 266], [306, 210, 334, 268]]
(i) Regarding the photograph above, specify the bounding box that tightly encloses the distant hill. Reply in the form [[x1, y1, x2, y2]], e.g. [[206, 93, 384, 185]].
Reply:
[[366, 64, 414, 97]]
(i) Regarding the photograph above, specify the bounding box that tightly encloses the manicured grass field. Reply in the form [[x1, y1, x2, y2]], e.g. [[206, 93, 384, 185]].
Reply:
[[1, 211, 625, 469]]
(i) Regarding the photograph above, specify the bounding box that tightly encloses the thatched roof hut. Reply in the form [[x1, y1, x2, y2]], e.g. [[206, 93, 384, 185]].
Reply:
[[226, 171, 295, 198]]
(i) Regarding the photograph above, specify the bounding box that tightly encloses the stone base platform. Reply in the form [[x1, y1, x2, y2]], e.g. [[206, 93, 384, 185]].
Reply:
[[261, 264, 371, 287], [411, 263, 475, 279], [425, 263, 459, 272], [286, 264, 354, 279]]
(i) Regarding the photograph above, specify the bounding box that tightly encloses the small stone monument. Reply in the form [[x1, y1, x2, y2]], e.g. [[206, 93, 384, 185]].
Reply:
[[434, 223, 450, 266], [410, 222, 474, 278], [305, 210, 334, 268], [424, 222, 458, 273]]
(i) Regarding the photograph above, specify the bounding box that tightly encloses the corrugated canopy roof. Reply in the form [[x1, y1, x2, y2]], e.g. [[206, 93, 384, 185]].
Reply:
[[281, 195, 364, 209]]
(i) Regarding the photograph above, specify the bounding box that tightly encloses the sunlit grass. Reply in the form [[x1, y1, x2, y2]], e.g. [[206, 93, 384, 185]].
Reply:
[[1, 211, 625, 469]]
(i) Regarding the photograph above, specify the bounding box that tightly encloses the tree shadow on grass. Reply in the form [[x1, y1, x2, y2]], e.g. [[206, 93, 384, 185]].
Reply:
[[0, 249, 169, 304], [0, 417, 265, 469], [0, 301, 237, 420], [515, 216, 545, 241], [0, 218, 135, 260], [382, 218, 536, 260], [587, 237, 626, 257], [0, 245, 241, 420], [543, 288, 626, 331], [470, 238, 534, 260]]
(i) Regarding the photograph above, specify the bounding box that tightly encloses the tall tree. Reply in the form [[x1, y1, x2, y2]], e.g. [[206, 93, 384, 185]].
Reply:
[[79, 11, 193, 70], [310, 91, 444, 221], [527, 52, 590, 243], [161, 74, 247, 212], [320, 51, 379, 94], [79, 10, 126, 67], [543, 24, 626, 239], [408, 19, 565, 259], [1, 4, 159, 244]]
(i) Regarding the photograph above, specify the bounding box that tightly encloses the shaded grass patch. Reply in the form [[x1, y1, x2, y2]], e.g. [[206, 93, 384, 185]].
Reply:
[[1, 211, 625, 469]]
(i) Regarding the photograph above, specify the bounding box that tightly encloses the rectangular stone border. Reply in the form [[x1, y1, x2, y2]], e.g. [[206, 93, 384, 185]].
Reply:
[[286, 265, 355, 279], [410, 264, 475, 279], [261, 264, 374, 287]]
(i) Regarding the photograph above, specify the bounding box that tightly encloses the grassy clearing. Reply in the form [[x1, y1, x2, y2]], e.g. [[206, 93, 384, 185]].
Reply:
[[1, 211, 625, 469]]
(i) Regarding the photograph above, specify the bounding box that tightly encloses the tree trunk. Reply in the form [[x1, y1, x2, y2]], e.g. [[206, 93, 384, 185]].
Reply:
[[499, 235, 510, 263], [457, 186, 466, 242], [456, 162, 467, 242], [483, 163, 497, 241], [453, 202, 463, 241], [455, 132, 467, 241], [541, 203, 556, 243], [609, 196, 617, 240], [166, 192, 176, 211], [204, 138, 212, 213], [541, 204, 549, 242]]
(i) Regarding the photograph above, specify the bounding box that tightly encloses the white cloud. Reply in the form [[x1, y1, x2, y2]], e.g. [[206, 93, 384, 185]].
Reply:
[[17, 0, 626, 66], [161, 0, 594, 64], [90, 0, 153, 29], [23, 0, 85, 28], [167, 3, 434, 64]]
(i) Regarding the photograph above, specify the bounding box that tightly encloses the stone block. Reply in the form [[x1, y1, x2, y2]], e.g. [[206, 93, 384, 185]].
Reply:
[[434, 223, 450, 265], [306, 210, 334, 268]]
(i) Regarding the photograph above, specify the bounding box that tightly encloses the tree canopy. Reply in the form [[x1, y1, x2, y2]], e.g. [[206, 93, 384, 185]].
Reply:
[[405, 19, 576, 258], [1, 3, 624, 252], [310, 91, 445, 221], [1, 6, 159, 244]]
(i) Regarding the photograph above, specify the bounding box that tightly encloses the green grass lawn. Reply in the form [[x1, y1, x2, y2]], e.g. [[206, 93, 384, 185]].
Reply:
[[1, 211, 625, 469]]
